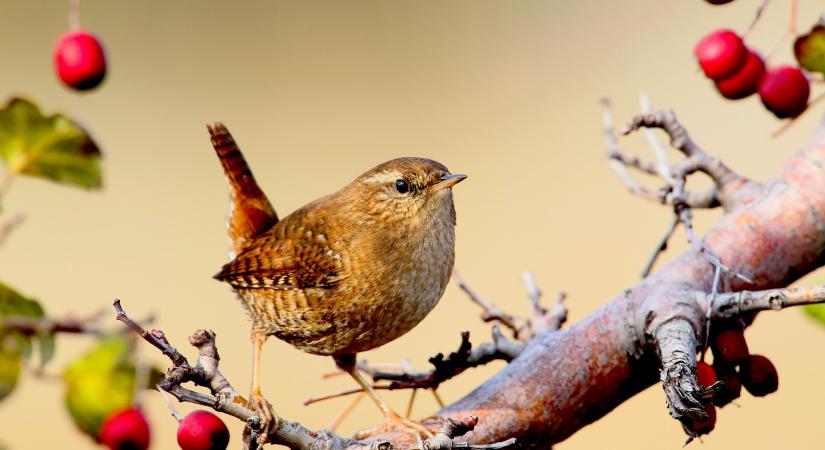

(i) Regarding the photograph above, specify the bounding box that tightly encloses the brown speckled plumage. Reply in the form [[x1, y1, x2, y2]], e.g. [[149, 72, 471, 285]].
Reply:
[[208, 123, 464, 437], [214, 156, 459, 356]]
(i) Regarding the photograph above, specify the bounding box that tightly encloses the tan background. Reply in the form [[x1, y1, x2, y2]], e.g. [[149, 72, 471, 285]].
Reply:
[[2, 0, 825, 448]]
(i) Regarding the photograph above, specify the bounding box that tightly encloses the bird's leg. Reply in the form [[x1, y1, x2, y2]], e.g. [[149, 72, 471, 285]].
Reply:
[[250, 331, 278, 443], [333, 354, 434, 439]]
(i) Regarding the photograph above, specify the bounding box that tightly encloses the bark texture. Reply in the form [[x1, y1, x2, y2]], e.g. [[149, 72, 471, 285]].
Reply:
[[426, 120, 825, 448]]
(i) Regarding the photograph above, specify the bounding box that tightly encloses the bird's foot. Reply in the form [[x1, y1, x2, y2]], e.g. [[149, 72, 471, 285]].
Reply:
[[355, 410, 434, 442], [389, 411, 434, 440], [248, 389, 279, 444]]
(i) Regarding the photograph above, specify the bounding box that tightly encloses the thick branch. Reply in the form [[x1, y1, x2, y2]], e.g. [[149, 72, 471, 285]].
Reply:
[[117, 113, 825, 449], [414, 113, 825, 448]]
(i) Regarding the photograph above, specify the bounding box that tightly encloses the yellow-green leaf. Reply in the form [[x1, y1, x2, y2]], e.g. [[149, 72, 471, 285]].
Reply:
[[0, 282, 55, 368], [0, 97, 102, 190], [804, 303, 825, 326], [794, 24, 825, 75], [63, 335, 135, 439], [0, 334, 22, 402]]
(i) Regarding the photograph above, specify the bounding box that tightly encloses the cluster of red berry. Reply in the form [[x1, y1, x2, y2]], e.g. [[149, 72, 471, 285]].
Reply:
[[687, 323, 779, 436], [695, 29, 810, 118], [98, 408, 230, 450]]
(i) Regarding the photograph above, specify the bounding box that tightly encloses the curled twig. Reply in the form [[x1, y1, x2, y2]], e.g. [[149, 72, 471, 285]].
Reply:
[[364, 327, 524, 391]]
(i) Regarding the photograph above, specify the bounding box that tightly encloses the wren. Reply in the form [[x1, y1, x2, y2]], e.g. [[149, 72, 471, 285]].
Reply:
[[208, 123, 465, 440]]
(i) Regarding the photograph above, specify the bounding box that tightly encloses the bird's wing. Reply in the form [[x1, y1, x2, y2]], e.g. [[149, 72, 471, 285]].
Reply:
[[213, 222, 345, 291]]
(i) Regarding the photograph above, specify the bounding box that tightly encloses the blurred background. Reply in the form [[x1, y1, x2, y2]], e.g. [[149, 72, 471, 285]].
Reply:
[[2, 0, 825, 448]]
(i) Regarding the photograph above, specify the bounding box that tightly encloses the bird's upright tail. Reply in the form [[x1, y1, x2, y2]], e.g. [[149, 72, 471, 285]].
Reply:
[[208, 122, 278, 258]]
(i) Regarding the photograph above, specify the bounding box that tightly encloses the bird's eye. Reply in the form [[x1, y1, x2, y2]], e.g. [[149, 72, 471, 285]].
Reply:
[[395, 179, 410, 194]]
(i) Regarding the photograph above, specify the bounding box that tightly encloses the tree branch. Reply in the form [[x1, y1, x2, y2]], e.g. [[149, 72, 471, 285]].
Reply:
[[362, 327, 524, 391], [409, 111, 825, 448], [711, 285, 825, 319], [0, 309, 112, 337], [115, 111, 825, 449], [0, 313, 104, 336], [114, 300, 508, 450]]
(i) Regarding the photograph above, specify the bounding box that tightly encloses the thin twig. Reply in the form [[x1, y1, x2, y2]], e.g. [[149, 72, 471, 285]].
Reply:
[[641, 215, 679, 278], [157, 386, 184, 422], [329, 392, 366, 431], [522, 272, 567, 333], [639, 93, 672, 182], [743, 0, 771, 39], [69, 0, 81, 29], [363, 328, 524, 391], [405, 389, 418, 419], [0, 311, 105, 336], [711, 285, 825, 319], [0, 213, 24, 247], [308, 328, 524, 405], [764, 0, 798, 61], [452, 270, 529, 340], [620, 109, 755, 284]]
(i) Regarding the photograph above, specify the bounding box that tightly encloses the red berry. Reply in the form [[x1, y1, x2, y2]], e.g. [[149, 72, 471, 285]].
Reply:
[[694, 29, 747, 80], [712, 360, 741, 407], [740, 354, 778, 397], [53, 30, 107, 91], [696, 361, 717, 387], [99, 408, 151, 450], [711, 327, 749, 364], [177, 410, 230, 450], [715, 50, 765, 100], [686, 403, 716, 436], [758, 66, 810, 118]]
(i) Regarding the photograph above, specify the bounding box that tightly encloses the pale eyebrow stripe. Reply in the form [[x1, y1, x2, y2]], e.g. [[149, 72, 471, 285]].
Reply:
[[362, 171, 401, 184]]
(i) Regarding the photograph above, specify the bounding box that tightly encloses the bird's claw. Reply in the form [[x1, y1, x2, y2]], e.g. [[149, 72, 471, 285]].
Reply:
[[389, 412, 434, 440], [248, 390, 279, 444], [352, 412, 433, 442]]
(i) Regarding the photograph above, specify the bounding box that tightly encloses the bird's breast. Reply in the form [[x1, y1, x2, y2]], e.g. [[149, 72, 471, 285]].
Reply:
[[330, 209, 456, 354]]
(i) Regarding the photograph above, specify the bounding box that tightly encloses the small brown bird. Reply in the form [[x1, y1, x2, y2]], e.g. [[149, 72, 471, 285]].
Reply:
[[208, 123, 465, 440]]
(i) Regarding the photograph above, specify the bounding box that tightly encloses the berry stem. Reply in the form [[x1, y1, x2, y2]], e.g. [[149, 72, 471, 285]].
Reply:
[[157, 386, 184, 422], [764, 0, 798, 62], [742, 0, 770, 40], [68, 0, 80, 29]]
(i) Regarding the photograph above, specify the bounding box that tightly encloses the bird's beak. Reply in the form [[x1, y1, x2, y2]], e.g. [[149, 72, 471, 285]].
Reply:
[[433, 173, 468, 191]]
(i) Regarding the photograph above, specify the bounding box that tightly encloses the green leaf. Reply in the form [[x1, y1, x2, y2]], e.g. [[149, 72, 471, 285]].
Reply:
[[0, 97, 102, 190], [63, 335, 136, 439], [0, 334, 22, 402], [804, 303, 825, 326], [794, 24, 825, 75], [0, 282, 56, 369]]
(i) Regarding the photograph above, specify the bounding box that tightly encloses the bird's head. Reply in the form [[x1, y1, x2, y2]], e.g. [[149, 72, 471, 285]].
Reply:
[[348, 157, 466, 230]]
